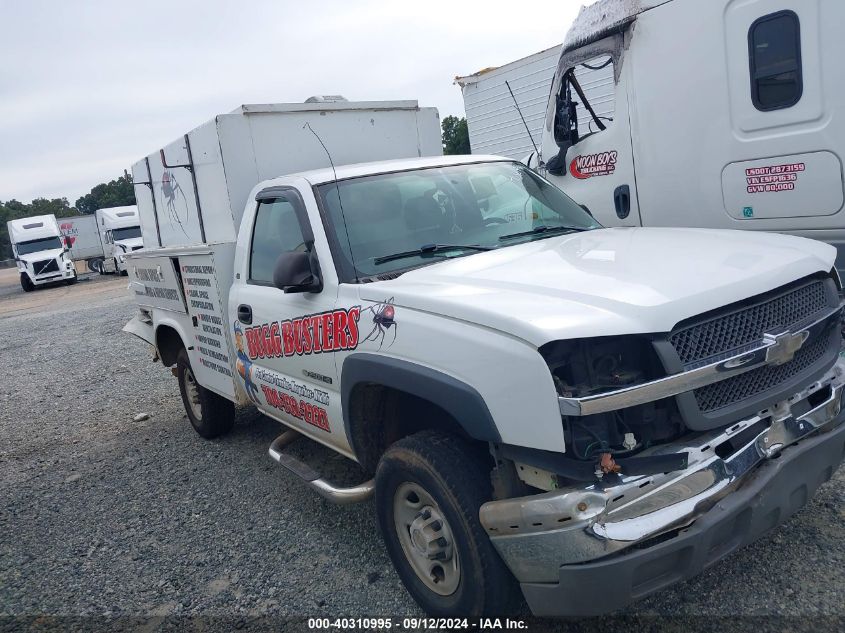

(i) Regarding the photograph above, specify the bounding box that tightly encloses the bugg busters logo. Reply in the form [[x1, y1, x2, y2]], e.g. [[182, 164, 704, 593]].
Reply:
[[243, 307, 361, 359], [569, 151, 618, 179]]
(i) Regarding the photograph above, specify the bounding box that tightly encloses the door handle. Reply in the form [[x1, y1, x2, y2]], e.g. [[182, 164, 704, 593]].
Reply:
[[237, 304, 252, 325], [614, 185, 631, 220]]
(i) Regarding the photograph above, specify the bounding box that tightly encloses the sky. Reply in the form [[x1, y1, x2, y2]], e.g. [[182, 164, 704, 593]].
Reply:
[[0, 0, 584, 204]]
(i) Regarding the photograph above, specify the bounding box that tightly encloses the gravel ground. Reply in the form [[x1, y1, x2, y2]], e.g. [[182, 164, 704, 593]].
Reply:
[[1, 274, 844, 632]]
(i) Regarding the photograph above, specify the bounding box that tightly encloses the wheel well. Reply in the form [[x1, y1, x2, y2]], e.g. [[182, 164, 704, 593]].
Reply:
[[156, 325, 186, 367], [348, 383, 487, 474]]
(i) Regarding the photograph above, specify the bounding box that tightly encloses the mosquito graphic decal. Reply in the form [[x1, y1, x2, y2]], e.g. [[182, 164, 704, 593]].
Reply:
[[361, 297, 397, 350], [161, 170, 190, 239]]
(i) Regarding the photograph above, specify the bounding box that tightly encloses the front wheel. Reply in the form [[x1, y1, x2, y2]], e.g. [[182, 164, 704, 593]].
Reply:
[[176, 348, 234, 439], [20, 273, 34, 292], [375, 431, 520, 617], [66, 272, 78, 285]]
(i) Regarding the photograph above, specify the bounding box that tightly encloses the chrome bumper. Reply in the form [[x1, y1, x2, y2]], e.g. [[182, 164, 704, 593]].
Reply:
[[481, 358, 845, 583], [558, 302, 843, 416]]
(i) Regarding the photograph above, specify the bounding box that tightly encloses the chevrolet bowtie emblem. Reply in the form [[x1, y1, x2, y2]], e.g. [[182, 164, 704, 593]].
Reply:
[[764, 330, 810, 366]]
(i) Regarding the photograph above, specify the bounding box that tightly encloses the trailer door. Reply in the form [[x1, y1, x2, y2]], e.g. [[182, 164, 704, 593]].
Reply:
[[542, 45, 641, 227]]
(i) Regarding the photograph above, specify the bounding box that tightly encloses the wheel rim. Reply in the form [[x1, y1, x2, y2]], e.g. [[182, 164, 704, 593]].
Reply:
[[184, 366, 202, 420], [393, 481, 460, 596]]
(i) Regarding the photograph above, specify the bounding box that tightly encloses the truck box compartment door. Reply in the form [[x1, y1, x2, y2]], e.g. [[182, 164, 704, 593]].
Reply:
[[179, 253, 237, 400]]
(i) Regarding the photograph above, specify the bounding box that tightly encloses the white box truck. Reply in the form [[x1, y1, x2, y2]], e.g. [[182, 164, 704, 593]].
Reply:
[[122, 99, 845, 617], [526, 0, 845, 274], [94, 205, 142, 275], [7, 214, 78, 291]]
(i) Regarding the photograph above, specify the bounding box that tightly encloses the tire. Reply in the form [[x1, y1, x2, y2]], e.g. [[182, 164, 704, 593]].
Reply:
[[20, 273, 34, 292], [176, 348, 235, 439], [66, 272, 78, 285], [375, 430, 520, 617]]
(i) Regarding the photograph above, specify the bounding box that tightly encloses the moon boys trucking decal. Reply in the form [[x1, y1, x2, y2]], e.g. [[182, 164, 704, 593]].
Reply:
[[570, 150, 618, 179], [241, 307, 361, 360]]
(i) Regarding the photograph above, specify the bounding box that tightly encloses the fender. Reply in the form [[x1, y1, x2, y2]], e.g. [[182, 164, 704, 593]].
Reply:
[[341, 353, 502, 452], [153, 315, 193, 366]]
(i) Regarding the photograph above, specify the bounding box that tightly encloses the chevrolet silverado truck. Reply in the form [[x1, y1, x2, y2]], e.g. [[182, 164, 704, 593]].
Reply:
[[124, 108, 845, 617]]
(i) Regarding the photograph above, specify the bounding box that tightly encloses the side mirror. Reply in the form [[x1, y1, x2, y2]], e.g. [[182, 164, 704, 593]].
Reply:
[[272, 251, 322, 293]]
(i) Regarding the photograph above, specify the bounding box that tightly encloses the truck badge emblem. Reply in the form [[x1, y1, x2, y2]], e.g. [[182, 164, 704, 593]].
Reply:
[[764, 330, 809, 366]]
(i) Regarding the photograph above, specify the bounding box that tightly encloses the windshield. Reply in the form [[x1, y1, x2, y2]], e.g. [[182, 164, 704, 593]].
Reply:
[[112, 226, 142, 241], [316, 161, 600, 279], [16, 236, 63, 256]]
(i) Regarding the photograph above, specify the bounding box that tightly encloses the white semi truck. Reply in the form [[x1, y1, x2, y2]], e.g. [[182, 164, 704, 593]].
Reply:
[[526, 0, 845, 275], [7, 214, 78, 291], [123, 100, 845, 616], [94, 205, 142, 275], [56, 206, 144, 274]]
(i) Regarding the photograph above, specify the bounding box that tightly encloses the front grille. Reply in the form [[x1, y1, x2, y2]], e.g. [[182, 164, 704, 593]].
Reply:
[[669, 280, 828, 366], [33, 259, 59, 275], [131, 246, 143, 251], [693, 331, 830, 412]]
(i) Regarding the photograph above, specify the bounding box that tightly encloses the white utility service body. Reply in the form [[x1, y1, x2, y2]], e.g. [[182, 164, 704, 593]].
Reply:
[[526, 0, 845, 273], [124, 105, 845, 617], [7, 214, 77, 290], [94, 206, 142, 274], [125, 99, 442, 408]]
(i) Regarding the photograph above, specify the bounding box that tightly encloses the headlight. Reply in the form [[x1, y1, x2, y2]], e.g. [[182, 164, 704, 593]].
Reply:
[[539, 336, 681, 460], [540, 336, 662, 398]]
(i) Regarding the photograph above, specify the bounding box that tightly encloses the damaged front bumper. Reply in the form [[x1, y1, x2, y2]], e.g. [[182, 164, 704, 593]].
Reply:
[[480, 357, 845, 616]]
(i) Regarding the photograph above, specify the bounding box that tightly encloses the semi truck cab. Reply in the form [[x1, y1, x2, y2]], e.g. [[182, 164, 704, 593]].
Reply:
[[7, 214, 77, 291], [531, 0, 845, 272], [95, 206, 142, 275]]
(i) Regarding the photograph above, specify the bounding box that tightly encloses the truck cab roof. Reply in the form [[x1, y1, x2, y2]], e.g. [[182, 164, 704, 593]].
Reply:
[[266, 154, 512, 189], [7, 214, 60, 244], [97, 205, 139, 228]]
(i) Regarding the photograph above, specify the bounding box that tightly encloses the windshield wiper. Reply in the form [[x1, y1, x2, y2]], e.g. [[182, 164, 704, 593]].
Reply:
[[498, 225, 588, 241], [374, 243, 492, 266]]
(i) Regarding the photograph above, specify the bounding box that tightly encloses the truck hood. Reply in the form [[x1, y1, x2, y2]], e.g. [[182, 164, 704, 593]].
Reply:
[[18, 248, 64, 266], [360, 227, 836, 346], [114, 237, 143, 251]]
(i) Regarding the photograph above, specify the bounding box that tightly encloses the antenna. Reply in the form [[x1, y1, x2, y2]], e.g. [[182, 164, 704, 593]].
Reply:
[[505, 80, 541, 162], [303, 122, 358, 282]]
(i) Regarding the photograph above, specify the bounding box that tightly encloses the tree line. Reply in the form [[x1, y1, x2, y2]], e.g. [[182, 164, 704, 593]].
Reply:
[[0, 174, 136, 259]]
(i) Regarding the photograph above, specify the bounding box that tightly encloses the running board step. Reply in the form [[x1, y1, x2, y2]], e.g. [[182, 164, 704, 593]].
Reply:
[[268, 431, 375, 505]]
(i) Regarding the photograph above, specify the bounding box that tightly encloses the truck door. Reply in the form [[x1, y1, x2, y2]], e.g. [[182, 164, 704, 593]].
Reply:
[[541, 39, 640, 227], [229, 188, 350, 453]]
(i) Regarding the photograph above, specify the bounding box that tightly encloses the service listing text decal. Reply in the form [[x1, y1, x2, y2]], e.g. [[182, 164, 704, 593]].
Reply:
[[746, 162, 805, 194], [182, 263, 231, 380], [570, 151, 618, 179]]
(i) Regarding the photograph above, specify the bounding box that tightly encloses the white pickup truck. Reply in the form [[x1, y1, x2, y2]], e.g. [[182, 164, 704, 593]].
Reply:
[[125, 104, 845, 617]]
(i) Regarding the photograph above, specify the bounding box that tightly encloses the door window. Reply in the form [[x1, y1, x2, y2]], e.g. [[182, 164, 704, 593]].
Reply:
[[553, 55, 615, 147], [749, 10, 802, 111], [249, 197, 308, 284]]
